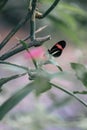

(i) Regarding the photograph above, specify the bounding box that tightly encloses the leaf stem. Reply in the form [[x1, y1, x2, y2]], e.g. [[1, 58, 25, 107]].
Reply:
[[51, 83, 87, 107]]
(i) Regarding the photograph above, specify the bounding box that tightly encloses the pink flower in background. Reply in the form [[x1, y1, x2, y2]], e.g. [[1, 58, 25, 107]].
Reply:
[[24, 47, 46, 60]]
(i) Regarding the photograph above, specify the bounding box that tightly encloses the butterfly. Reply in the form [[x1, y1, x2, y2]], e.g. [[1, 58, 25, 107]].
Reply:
[[48, 40, 66, 57]]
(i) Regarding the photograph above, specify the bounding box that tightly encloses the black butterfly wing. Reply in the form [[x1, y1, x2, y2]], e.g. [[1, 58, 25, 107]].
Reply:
[[57, 40, 66, 48], [52, 50, 62, 57], [48, 40, 66, 57]]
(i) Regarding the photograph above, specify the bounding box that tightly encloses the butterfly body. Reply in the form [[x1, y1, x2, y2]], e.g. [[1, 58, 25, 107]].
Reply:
[[48, 40, 66, 57]]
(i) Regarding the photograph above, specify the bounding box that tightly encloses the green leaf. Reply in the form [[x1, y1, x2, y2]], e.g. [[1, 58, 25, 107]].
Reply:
[[0, 73, 26, 89], [34, 76, 51, 96], [0, 82, 35, 120], [19, 40, 29, 51], [71, 63, 87, 88]]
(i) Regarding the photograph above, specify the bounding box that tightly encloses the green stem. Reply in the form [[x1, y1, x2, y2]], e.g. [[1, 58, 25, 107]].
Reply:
[[38, 0, 61, 19], [30, 0, 37, 40], [51, 83, 87, 107]]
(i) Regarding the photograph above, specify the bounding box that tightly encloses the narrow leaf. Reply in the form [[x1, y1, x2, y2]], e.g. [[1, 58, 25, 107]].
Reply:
[[0, 73, 26, 89], [0, 82, 35, 120], [0, 60, 28, 71], [19, 40, 29, 51]]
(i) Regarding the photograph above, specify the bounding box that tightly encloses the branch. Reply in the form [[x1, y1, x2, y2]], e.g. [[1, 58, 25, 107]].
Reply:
[[10, 25, 48, 50], [29, 0, 37, 40], [37, 0, 61, 19], [0, 35, 51, 60], [33, 35, 51, 47], [0, 11, 30, 50]]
